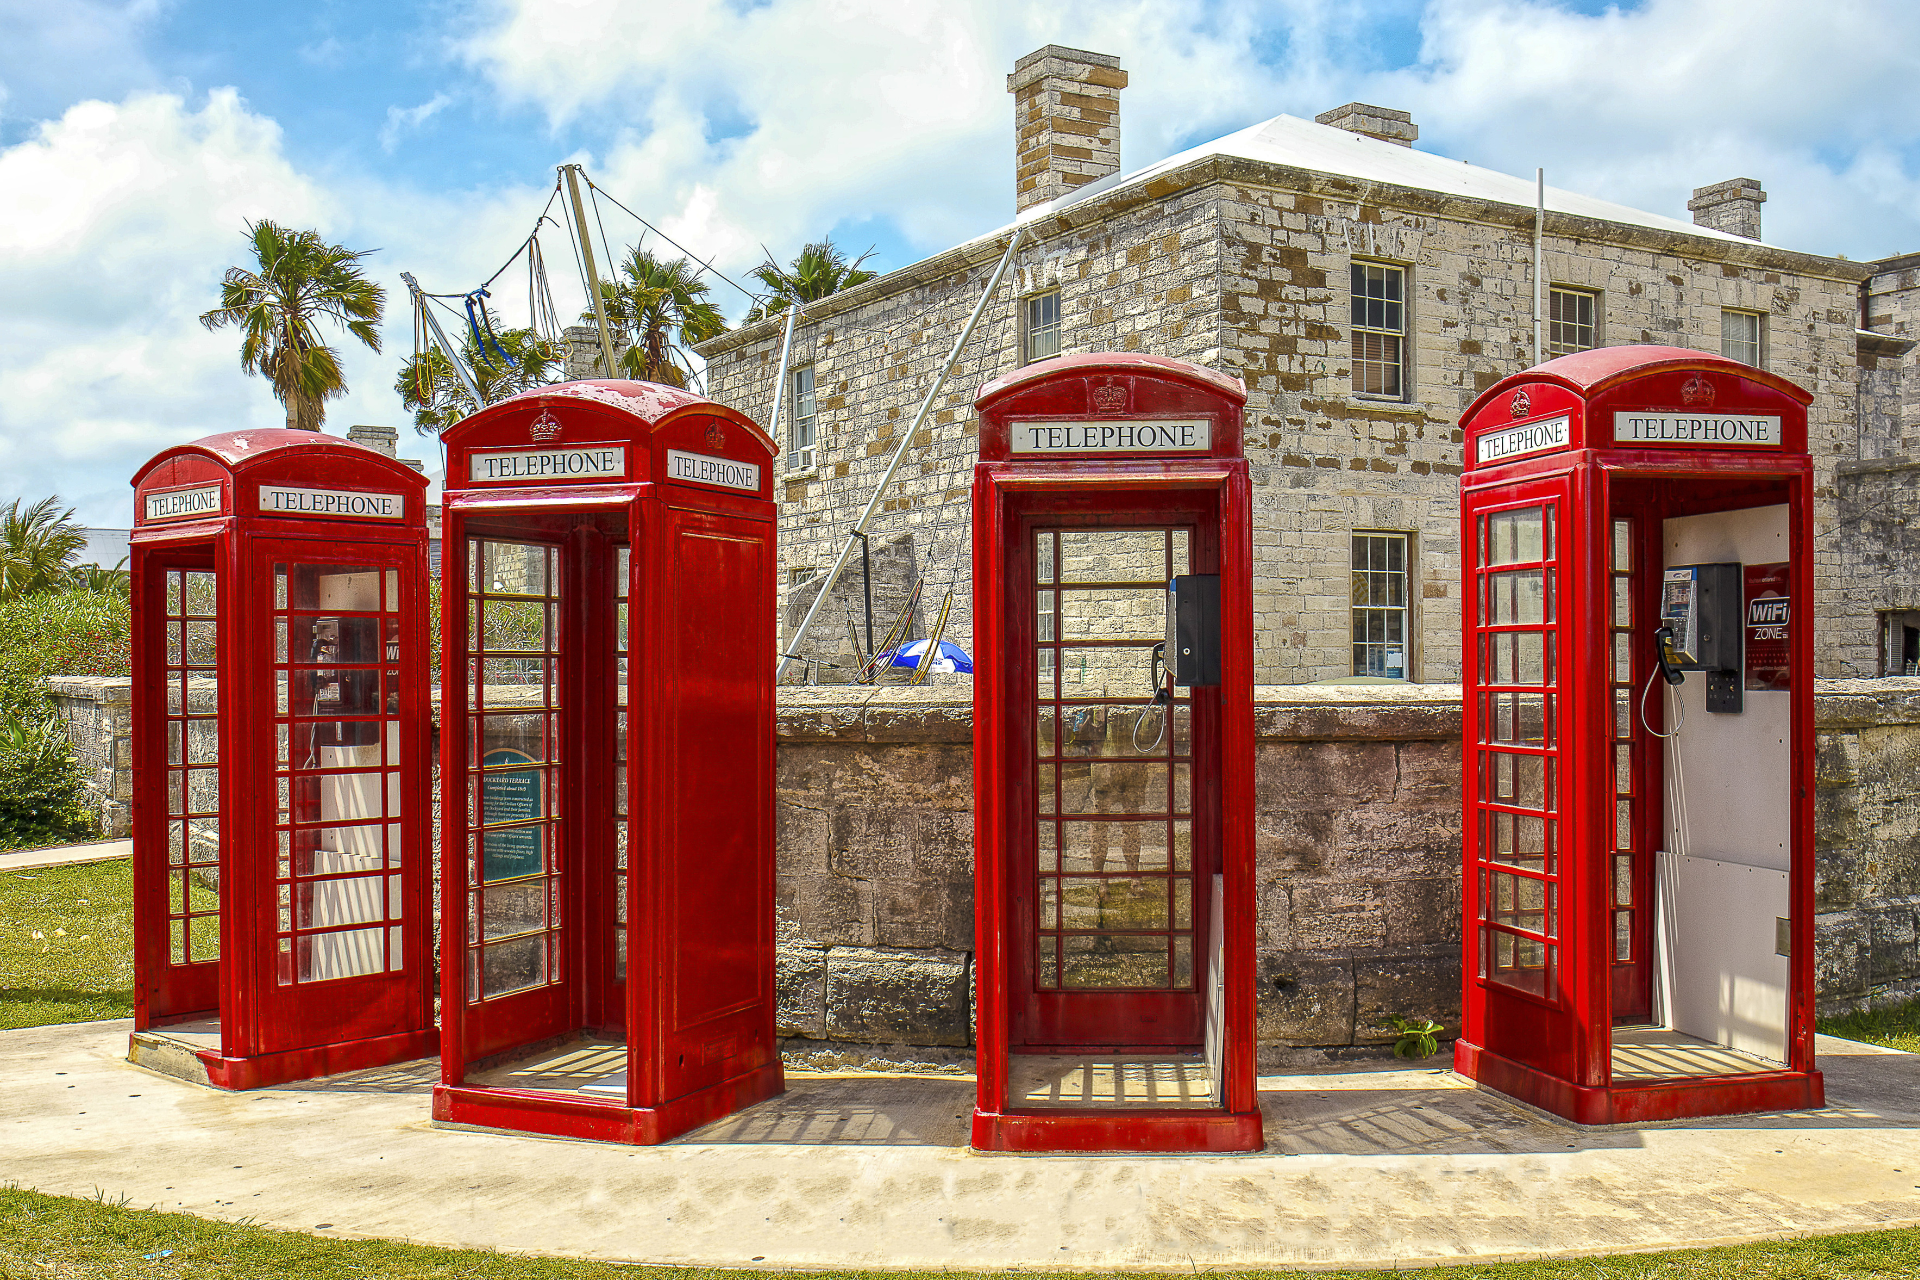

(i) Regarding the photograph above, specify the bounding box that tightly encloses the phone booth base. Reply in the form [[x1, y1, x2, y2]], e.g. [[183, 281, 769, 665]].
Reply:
[[1454, 347, 1822, 1126], [128, 431, 438, 1091], [431, 380, 783, 1147], [131, 1022, 437, 1092], [969, 354, 1264, 1154]]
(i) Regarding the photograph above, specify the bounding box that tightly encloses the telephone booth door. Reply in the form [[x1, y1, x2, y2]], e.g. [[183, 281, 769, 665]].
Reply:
[[1455, 347, 1822, 1124], [128, 432, 436, 1089], [431, 379, 784, 1146], [971, 353, 1263, 1153]]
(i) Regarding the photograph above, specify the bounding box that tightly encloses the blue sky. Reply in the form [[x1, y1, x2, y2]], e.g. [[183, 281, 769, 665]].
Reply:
[[4, 0, 1918, 526]]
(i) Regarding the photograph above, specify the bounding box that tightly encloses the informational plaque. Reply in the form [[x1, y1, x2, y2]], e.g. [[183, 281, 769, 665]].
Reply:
[[480, 748, 542, 881]]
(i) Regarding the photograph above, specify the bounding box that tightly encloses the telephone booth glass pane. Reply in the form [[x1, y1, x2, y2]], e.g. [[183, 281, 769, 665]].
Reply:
[[465, 540, 565, 1002], [1034, 528, 1194, 992], [273, 564, 406, 983], [164, 568, 220, 964], [1475, 505, 1560, 998]]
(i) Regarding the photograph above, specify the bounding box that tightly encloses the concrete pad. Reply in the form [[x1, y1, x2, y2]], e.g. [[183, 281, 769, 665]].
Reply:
[[0, 839, 131, 873], [6, 1020, 1920, 1270]]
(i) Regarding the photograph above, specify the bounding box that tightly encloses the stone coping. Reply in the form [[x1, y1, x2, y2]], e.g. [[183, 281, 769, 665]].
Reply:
[[51, 675, 1920, 738]]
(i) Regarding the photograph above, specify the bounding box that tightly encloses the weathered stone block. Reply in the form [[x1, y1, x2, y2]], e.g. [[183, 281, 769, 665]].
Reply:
[[1815, 912, 1871, 1001], [874, 879, 973, 951], [1257, 952, 1352, 1046], [775, 945, 827, 1039], [1353, 946, 1462, 1045], [1286, 881, 1387, 951], [825, 946, 971, 1046]]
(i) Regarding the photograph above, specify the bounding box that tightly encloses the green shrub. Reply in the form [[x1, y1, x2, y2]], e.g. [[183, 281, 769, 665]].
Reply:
[[0, 710, 98, 850], [0, 587, 130, 720]]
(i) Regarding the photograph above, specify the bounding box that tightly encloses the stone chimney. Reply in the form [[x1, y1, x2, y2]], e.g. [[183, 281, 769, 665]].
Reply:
[[348, 424, 398, 457], [347, 423, 426, 474], [1688, 178, 1766, 240], [1314, 103, 1418, 147], [1009, 46, 1127, 215]]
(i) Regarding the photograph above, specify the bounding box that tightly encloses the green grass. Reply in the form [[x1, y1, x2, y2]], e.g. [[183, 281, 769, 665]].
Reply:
[[1, 1187, 1920, 1279], [1818, 996, 1920, 1054], [0, 858, 134, 1029]]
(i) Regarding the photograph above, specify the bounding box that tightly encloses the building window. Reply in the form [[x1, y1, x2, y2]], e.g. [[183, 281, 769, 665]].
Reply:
[[1880, 611, 1920, 676], [1548, 289, 1598, 356], [787, 366, 816, 471], [1024, 291, 1061, 363], [1350, 263, 1405, 398], [1351, 532, 1410, 678], [1722, 309, 1764, 367]]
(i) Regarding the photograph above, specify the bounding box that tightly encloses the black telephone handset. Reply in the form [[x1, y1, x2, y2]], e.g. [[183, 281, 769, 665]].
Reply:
[[1653, 626, 1686, 686], [1147, 640, 1171, 705]]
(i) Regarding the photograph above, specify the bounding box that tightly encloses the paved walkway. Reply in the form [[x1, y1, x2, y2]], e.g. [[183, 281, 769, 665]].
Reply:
[[5, 1022, 1920, 1270], [0, 839, 130, 874]]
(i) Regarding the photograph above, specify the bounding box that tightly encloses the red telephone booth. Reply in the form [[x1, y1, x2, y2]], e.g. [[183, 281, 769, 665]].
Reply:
[[970, 353, 1263, 1153], [430, 379, 784, 1145], [127, 431, 436, 1089], [1455, 346, 1822, 1124]]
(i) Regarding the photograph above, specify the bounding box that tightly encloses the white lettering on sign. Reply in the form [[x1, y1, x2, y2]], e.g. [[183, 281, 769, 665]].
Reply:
[[1748, 595, 1790, 640], [143, 485, 223, 523], [259, 486, 404, 520], [1613, 412, 1782, 447], [666, 449, 761, 493], [469, 446, 625, 483], [1476, 415, 1571, 464], [1009, 419, 1211, 454]]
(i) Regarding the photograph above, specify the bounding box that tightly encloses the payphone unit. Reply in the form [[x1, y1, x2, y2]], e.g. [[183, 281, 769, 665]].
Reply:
[[1456, 346, 1820, 1124], [970, 352, 1262, 1153]]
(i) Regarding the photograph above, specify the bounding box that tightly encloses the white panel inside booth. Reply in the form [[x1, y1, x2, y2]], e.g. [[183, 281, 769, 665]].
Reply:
[[1204, 873, 1224, 1105], [1655, 853, 1789, 1064], [1654, 505, 1789, 1063]]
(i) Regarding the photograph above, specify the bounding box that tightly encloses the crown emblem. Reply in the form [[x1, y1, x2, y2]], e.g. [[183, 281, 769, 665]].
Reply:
[[1509, 388, 1531, 419], [705, 421, 727, 448], [529, 409, 562, 442], [1091, 380, 1126, 413], [1680, 374, 1715, 407]]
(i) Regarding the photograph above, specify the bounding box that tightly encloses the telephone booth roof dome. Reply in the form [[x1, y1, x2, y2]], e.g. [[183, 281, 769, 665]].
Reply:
[[444, 379, 776, 456], [1462, 346, 1813, 423], [129, 429, 430, 489], [976, 352, 1246, 409]]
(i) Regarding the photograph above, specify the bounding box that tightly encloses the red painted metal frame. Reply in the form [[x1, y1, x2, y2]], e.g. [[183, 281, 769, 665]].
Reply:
[[431, 380, 785, 1145], [1455, 347, 1822, 1123], [128, 431, 437, 1089], [970, 354, 1263, 1153]]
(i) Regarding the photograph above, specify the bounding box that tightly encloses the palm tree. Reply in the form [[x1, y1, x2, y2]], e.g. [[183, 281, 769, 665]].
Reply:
[[745, 238, 878, 323], [0, 496, 87, 602], [200, 220, 385, 432], [587, 249, 727, 388], [396, 315, 561, 434]]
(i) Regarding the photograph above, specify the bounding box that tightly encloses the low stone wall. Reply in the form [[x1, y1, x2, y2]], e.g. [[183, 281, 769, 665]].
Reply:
[[47, 674, 1920, 1043], [47, 676, 132, 837]]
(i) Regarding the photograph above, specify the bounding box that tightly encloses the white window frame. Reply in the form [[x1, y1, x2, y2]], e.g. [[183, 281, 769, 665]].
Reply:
[[1548, 288, 1599, 357], [1024, 291, 1062, 364], [1721, 309, 1765, 368], [1351, 531, 1412, 679], [787, 365, 817, 472], [1349, 262, 1407, 399]]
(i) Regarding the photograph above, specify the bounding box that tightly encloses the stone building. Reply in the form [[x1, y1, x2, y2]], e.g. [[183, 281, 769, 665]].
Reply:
[[1845, 253, 1920, 674], [697, 45, 1887, 683]]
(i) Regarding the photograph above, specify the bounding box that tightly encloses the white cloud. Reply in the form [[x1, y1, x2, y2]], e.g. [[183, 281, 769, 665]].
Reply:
[[380, 92, 453, 154], [0, 87, 566, 524]]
